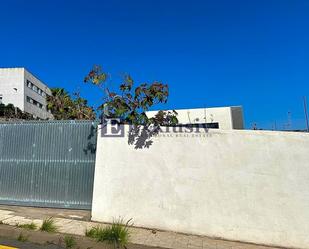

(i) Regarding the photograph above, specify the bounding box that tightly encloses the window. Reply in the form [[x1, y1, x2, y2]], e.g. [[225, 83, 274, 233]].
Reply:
[[27, 96, 33, 104], [37, 102, 43, 109], [26, 80, 47, 98], [27, 81, 32, 88], [39, 89, 46, 97], [182, 123, 220, 129], [32, 85, 37, 92], [26, 96, 44, 109]]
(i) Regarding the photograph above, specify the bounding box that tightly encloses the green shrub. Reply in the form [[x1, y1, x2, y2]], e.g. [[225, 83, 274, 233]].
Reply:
[[86, 218, 132, 248], [85, 225, 102, 238], [18, 222, 37, 230], [64, 235, 77, 248], [40, 217, 58, 233], [17, 232, 29, 242]]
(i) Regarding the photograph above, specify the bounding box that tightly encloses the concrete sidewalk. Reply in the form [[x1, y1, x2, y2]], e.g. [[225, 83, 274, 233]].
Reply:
[[0, 205, 286, 249]]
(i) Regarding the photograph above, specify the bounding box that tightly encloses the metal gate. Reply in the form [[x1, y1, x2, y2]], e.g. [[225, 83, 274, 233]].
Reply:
[[0, 120, 98, 210]]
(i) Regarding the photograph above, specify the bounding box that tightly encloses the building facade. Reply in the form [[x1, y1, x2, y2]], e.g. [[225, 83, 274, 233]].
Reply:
[[0, 68, 53, 119], [147, 106, 244, 129]]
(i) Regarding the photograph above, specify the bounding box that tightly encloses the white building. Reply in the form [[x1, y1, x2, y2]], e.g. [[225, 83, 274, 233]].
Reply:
[[147, 106, 244, 129], [0, 68, 53, 119]]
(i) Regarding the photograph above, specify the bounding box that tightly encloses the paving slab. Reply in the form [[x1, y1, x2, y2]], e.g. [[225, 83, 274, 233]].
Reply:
[[0, 216, 14, 222], [1, 216, 28, 226], [55, 220, 89, 236], [0, 211, 13, 216]]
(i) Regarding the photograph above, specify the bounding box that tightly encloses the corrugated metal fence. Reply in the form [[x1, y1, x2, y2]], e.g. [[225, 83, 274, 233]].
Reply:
[[0, 120, 98, 210]]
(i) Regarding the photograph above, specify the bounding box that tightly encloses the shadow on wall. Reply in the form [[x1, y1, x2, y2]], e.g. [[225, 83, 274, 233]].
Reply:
[[83, 125, 97, 155], [128, 125, 161, 149]]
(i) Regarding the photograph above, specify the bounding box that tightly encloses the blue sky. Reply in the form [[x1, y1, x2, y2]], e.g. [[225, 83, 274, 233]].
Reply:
[[1, 0, 309, 129]]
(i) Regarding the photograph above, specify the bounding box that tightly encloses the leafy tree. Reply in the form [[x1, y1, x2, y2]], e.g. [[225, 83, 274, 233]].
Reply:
[[84, 65, 178, 148], [0, 103, 36, 120], [84, 65, 177, 126], [47, 88, 95, 120], [71, 91, 96, 120]]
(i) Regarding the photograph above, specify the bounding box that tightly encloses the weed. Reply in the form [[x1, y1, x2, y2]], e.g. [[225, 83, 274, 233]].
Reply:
[[18, 222, 37, 230], [85, 226, 101, 238], [17, 232, 28, 242], [86, 218, 132, 248], [64, 235, 77, 248], [40, 217, 58, 233]]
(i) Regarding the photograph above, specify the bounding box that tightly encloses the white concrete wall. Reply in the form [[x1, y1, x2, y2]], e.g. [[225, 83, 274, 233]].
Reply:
[[92, 127, 309, 249], [147, 106, 244, 130], [0, 68, 25, 110]]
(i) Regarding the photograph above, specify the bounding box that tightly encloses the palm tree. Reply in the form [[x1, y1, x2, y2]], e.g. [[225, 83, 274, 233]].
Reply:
[[47, 88, 95, 120], [47, 88, 73, 120]]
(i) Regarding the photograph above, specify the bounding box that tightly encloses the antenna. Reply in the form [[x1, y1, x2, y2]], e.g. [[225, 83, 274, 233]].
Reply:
[[303, 96, 309, 132], [287, 111, 292, 130], [187, 111, 191, 123], [204, 104, 207, 126], [272, 122, 276, 131]]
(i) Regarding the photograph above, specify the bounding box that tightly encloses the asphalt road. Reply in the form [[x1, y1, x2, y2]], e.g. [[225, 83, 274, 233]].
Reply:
[[0, 238, 62, 249]]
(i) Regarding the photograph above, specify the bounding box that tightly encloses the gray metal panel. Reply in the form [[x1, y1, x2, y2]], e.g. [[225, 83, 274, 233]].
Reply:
[[0, 120, 98, 210], [230, 106, 244, 129]]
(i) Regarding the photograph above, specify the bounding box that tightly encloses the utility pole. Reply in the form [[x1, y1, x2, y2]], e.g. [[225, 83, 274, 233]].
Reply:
[[287, 111, 292, 130], [304, 96, 309, 132]]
